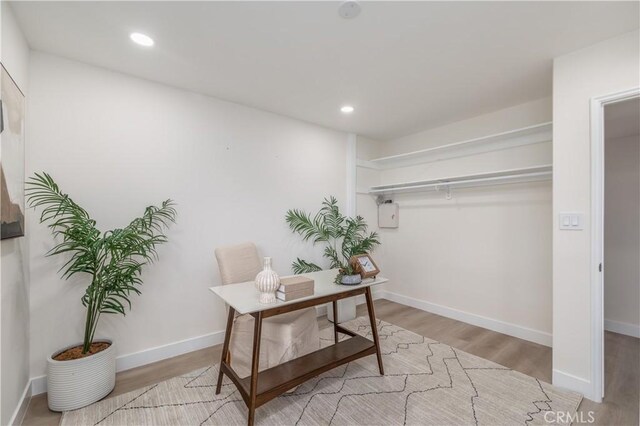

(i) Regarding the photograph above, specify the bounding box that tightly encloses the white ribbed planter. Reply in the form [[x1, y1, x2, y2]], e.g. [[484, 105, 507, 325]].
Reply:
[[47, 339, 116, 412]]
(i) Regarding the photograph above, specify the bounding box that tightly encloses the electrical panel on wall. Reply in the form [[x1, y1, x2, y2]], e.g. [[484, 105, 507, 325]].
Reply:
[[379, 202, 399, 228]]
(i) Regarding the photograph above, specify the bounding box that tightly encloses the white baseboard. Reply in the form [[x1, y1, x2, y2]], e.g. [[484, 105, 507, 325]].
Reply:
[[8, 380, 32, 425], [604, 319, 640, 338], [30, 375, 47, 397], [552, 369, 592, 400], [380, 291, 552, 347], [29, 330, 225, 397], [315, 304, 328, 316], [29, 291, 388, 398], [116, 330, 225, 372]]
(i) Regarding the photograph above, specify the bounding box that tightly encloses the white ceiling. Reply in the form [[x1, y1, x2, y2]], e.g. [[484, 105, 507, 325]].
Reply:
[[605, 97, 640, 140], [10, 1, 640, 140]]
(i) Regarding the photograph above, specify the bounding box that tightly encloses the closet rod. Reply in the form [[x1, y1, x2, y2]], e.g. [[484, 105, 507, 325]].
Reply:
[[369, 171, 551, 195]]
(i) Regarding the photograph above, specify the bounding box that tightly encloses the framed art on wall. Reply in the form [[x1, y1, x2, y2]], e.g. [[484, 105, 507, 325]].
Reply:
[[1, 63, 26, 239]]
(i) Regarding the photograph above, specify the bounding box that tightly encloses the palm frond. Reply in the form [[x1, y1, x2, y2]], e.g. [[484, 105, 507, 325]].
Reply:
[[285, 209, 330, 244], [285, 196, 380, 277], [323, 245, 343, 269], [26, 172, 176, 353], [319, 196, 344, 239], [291, 258, 323, 274]]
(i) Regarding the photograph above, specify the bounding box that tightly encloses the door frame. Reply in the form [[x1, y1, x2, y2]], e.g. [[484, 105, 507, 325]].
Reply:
[[589, 87, 640, 402]]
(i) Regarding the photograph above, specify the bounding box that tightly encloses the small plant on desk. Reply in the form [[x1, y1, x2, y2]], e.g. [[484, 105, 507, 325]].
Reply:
[[285, 196, 380, 284]]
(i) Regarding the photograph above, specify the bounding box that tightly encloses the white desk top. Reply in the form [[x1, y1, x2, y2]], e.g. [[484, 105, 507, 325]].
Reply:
[[210, 269, 388, 315]]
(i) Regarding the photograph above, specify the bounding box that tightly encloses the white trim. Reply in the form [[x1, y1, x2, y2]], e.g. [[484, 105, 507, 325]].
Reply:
[[381, 291, 552, 347], [115, 331, 225, 372], [342, 133, 358, 322], [589, 87, 640, 403], [552, 369, 592, 397], [30, 375, 47, 398], [604, 319, 640, 338], [28, 287, 388, 397], [25, 288, 551, 402], [29, 330, 225, 396], [346, 133, 357, 217], [368, 122, 552, 169], [8, 380, 32, 426]]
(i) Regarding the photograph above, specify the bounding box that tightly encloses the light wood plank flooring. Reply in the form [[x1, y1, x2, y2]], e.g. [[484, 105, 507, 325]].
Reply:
[[22, 300, 639, 426]]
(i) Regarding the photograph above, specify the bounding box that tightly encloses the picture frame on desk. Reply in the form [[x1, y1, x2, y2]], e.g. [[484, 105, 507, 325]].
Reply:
[[350, 253, 380, 279]]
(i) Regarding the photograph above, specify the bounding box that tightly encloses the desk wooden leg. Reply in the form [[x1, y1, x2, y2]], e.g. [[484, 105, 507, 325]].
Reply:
[[248, 312, 263, 426], [332, 300, 339, 343], [365, 287, 384, 375], [216, 307, 235, 394]]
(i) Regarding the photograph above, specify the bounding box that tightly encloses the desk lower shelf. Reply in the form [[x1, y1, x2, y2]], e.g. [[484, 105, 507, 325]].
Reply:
[[226, 335, 376, 407]]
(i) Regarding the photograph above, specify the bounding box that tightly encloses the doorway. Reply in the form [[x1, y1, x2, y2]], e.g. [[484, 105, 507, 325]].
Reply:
[[590, 89, 640, 406]]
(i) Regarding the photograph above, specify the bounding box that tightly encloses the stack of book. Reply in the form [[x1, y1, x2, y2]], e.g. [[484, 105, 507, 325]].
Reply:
[[276, 276, 314, 301]]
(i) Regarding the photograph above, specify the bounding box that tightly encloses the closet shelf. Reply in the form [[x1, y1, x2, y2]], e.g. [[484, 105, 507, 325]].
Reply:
[[359, 122, 552, 170], [369, 164, 552, 195]]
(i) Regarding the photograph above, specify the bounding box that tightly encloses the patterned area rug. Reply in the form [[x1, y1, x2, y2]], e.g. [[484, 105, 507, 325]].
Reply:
[[61, 317, 581, 425]]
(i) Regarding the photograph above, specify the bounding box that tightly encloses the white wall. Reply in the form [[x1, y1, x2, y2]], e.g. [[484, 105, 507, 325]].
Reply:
[[355, 135, 385, 281], [380, 98, 551, 158], [0, 3, 28, 91], [358, 98, 553, 345], [355, 135, 383, 228], [26, 52, 348, 380], [0, 3, 31, 425], [552, 30, 640, 399], [604, 132, 639, 335]]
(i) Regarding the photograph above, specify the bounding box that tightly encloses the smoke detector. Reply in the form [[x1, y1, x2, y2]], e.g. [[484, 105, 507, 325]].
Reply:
[[338, 1, 361, 19]]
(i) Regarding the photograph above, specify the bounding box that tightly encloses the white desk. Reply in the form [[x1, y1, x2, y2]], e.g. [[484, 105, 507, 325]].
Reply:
[[209, 269, 388, 426], [209, 269, 387, 315]]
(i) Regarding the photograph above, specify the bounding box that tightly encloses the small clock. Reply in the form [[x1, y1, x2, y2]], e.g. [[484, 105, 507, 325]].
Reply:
[[350, 253, 380, 279]]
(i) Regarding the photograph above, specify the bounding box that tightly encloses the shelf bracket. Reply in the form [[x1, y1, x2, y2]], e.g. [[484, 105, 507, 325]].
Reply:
[[376, 195, 392, 206], [435, 184, 452, 200]]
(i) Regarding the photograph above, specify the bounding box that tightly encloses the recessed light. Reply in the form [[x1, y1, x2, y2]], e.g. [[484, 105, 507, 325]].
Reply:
[[338, 1, 361, 19], [130, 32, 154, 47], [341, 105, 355, 114]]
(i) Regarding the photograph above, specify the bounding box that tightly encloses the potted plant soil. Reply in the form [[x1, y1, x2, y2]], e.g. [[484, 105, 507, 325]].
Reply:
[[26, 173, 176, 411]]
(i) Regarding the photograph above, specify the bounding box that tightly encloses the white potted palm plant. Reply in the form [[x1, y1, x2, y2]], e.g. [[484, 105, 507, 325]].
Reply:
[[26, 172, 176, 411]]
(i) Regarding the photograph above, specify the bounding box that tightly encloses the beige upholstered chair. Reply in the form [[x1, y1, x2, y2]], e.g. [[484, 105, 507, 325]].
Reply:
[[214, 242, 320, 378]]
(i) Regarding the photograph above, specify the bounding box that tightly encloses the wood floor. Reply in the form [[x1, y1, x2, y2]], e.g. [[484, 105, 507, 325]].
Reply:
[[22, 299, 639, 426]]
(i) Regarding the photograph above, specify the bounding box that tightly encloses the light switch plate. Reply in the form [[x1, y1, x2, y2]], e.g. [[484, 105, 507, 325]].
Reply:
[[559, 213, 584, 230]]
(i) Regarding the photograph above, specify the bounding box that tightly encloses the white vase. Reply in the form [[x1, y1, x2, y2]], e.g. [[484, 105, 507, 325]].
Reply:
[[47, 339, 116, 411], [255, 257, 279, 304]]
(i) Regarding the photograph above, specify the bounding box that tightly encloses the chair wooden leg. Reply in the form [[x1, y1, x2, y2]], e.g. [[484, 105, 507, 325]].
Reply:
[[365, 287, 384, 375], [216, 307, 235, 394], [248, 312, 263, 426], [332, 300, 339, 343]]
